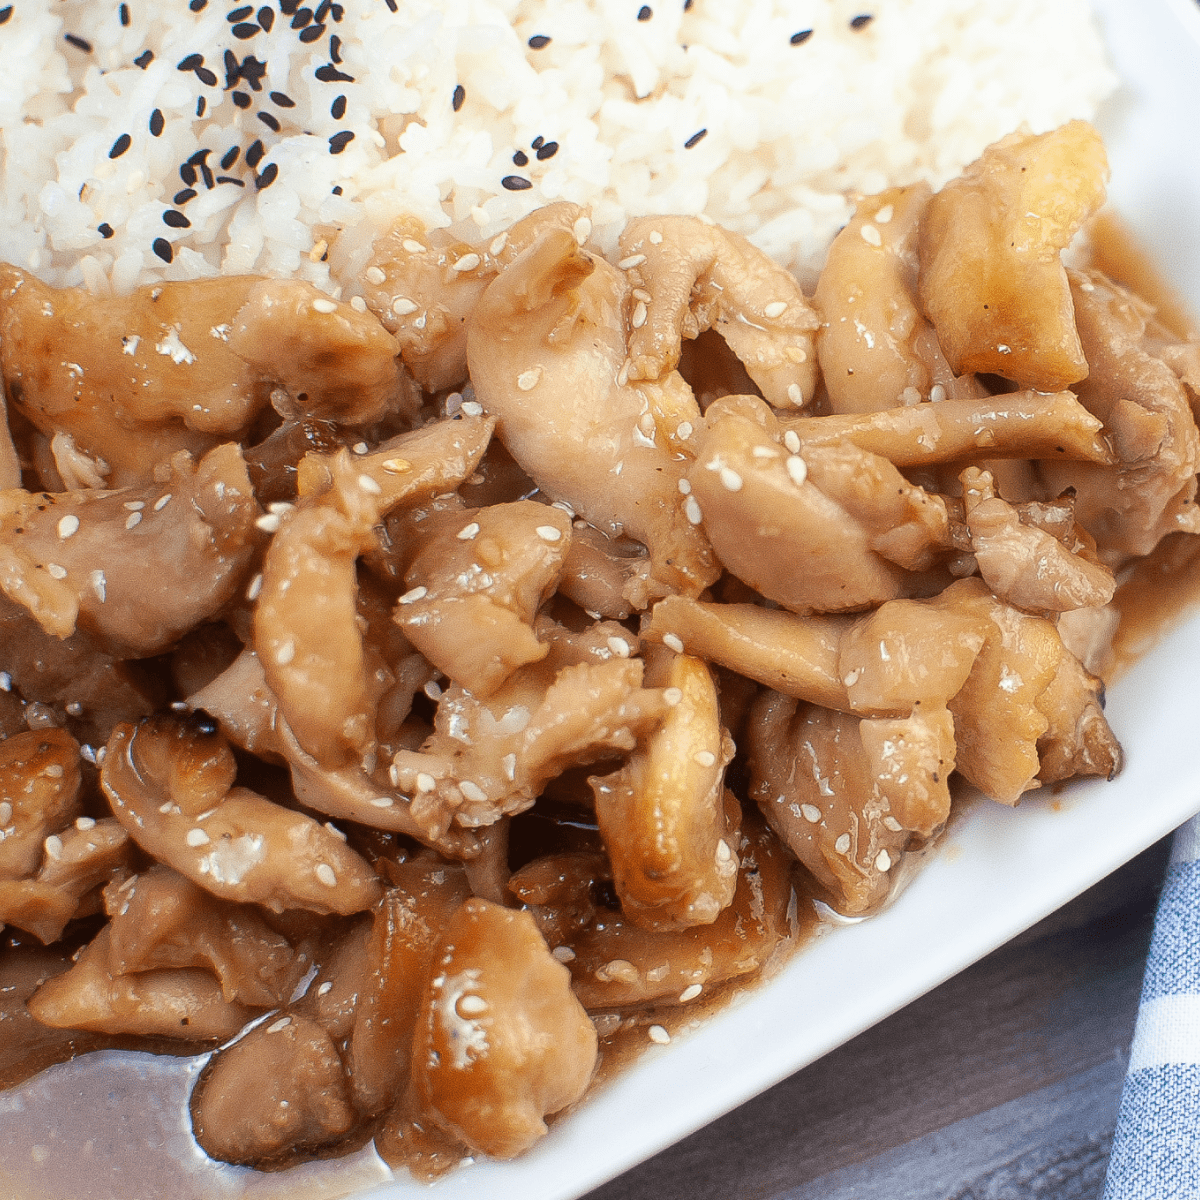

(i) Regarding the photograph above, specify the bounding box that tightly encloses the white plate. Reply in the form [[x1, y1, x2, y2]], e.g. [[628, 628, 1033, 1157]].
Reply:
[[5, 3, 1200, 1198]]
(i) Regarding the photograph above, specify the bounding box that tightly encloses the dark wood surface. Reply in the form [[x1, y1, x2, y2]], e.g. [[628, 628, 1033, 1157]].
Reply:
[[584, 838, 1171, 1200]]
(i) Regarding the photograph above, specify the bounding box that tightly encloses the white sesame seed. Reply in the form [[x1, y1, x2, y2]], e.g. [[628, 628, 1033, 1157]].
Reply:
[[457, 993, 488, 1017], [267, 1016, 292, 1033], [786, 345, 808, 363], [684, 496, 703, 525], [316, 863, 338, 887], [416, 772, 436, 793], [490, 231, 509, 255], [391, 297, 418, 316], [124, 500, 145, 511], [457, 522, 480, 540], [997, 344, 1011, 354], [159, 801, 173, 814], [764, 301, 788, 319], [65, 702, 82, 716], [312, 298, 337, 314], [352, 442, 369, 455], [154, 493, 172, 511], [601, 959, 639, 984], [503, 753, 517, 781], [883, 816, 903, 832], [834, 833, 851, 855], [875, 849, 892, 872], [423, 680, 443, 701], [572, 217, 591, 246], [663, 633, 685, 654], [787, 383, 804, 405], [607, 636, 631, 658], [929, 384, 947, 403], [618, 254, 646, 270], [786, 455, 808, 486], [860, 223, 882, 247], [517, 367, 543, 391], [719, 466, 743, 492], [843, 668, 861, 686], [677, 421, 694, 440], [648, 1025, 671, 1045], [365, 266, 386, 285], [317, 981, 333, 996], [461, 399, 483, 417], [632, 300, 647, 328], [694, 750, 716, 767], [370, 796, 394, 808], [716, 839, 732, 863], [246, 573, 263, 601], [680, 984, 702, 1002], [276, 639, 296, 666], [398, 586, 428, 605], [46, 562, 67, 580], [616, 362, 629, 388], [186, 828, 210, 847], [382, 457, 411, 473], [536, 525, 562, 542], [44, 835, 63, 861], [0, 673, 9, 692], [648, 230, 663, 244], [552, 945, 577, 963], [0, 801, 11, 824], [75, 816, 96, 831], [875, 203, 894, 224], [783, 429, 802, 454], [633, 288, 651, 302], [125, 510, 144, 531], [459, 780, 487, 803], [255, 512, 282, 533], [451, 253, 481, 273], [57, 514, 80, 539], [677, 477, 692, 494], [663, 686, 683, 706], [402, 238, 425, 253], [352, 473, 380, 496], [349, 296, 366, 312]]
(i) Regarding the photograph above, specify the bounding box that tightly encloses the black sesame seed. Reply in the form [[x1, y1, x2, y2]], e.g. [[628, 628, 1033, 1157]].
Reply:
[[189, 0, 208, 10], [637, 5, 652, 19], [239, 56, 267, 89], [226, 5, 252, 19], [196, 65, 217, 85], [332, 184, 342, 194], [232, 90, 252, 108], [246, 138, 265, 167], [0, 6, 12, 23], [152, 237, 173, 263], [134, 48, 154, 67], [331, 3, 343, 19], [452, 84, 465, 112], [108, 133, 132, 159], [216, 175, 245, 186], [501, 175, 532, 191], [119, 3, 130, 25], [64, 33, 92, 51], [315, 0, 331, 21], [258, 6, 273, 29], [384, 0, 396, 10], [536, 140, 558, 160], [328, 129, 354, 154], [220, 145, 240, 169], [255, 161, 279, 189], [331, 93, 346, 119], [180, 162, 198, 186], [315, 63, 352, 82], [849, 13, 873, 29], [187, 148, 212, 165], [790, 29, 812, 44], [231, 21, 258, 38], [512, 150, 528, 167], [330, 33, 342, 62], [196, 96, 206, 117], [200, 162, 214, 188], [149, 108, 165, 136], [528, 34, 550, 49], [531, 135, 544, 150], [174, 187, 197, 205], [298, 22, 324, 41], [270, 90, 295, 107], [257, 110, 281, 131], [178, 52, 203, 71], [290, 6, 311, 26], [163, 209, 191, 229], [279, 0, 297, 12], [98, 223, 115, 239], [684, 128, 707, 148], [683, 0, 692, 9]]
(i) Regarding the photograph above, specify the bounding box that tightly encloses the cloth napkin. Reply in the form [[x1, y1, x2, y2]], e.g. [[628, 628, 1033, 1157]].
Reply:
[[1103, 814, 1200, 1198]]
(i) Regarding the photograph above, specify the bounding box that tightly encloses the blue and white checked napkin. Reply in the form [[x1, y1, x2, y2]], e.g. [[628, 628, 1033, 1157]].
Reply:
[[1104, 814, 1200, 1198]]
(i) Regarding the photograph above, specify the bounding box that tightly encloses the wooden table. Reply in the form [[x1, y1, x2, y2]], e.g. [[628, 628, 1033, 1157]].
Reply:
[[584, 838, 1170, 1200]]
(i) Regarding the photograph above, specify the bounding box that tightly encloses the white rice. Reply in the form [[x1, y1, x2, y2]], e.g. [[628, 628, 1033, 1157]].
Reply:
[[0, 0, 1116, 296]]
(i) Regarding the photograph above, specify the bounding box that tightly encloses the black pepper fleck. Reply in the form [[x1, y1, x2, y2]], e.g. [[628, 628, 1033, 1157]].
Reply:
[[174, 188, 197, 205], [255, 161, 279, 189], [257, 111, 281, 131], [149, 108, 165, 136], [452, 84, 465, 112], [331, 94, 346, 119], [108, 133, 132, 159], [790, 29, 812, 44], [684, 128, 707, 148], [152, 237, 173, 263], [98, 223, 114, 239], [528, 34, 550, 49], [328, 129, 354, 154], [501, 175, 532, 191], [163, 210, 191, 229]]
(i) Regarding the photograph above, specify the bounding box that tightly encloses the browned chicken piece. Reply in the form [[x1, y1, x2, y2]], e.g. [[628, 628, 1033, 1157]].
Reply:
[[465, 226, 718, 599], [187, 649, 285, 761], [101, 714, 382, 915], [0, 269, 404, 487], [192, 1013, 356, 1164], [777, 389, 1112, 469], [918, 121, 1108, 390], [390, 623, 669, 839], [928, 577, 1118, 803], [395, 501, 572, 697], [1056, 603, 1121, 676], [960, 466, 1115, 613], [27, 924, 256, 1040], [688, 396, 948, 613], [1040, 270, 1200, 557], [859, 709, 958, 838], [0, 596, 158, 746], [347, 860, 472, 1118], [1, 442, 261, 655], [0, 728, 82, 880], [1036, 651, 1122, 785], [102, 864, 305, 1007], [0, 818, 134, 944], [361, 204, 588, 392], [299, 915, 373, 1040], [815, 185, 937, 412], [563, 812, 794, 1008], [49, 430, 109, 490], [557, 524, 656, 620], [620, 215, 820, 408], [506, 850, 610, 948], [748, 693, 934, 914], [592, 651, 739, 931], [411, 898, 598, 1160], [642, 596, 852, 710]]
